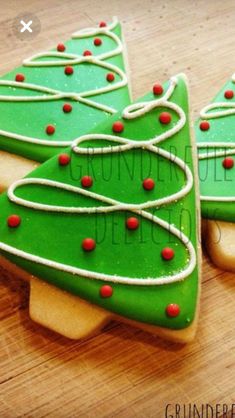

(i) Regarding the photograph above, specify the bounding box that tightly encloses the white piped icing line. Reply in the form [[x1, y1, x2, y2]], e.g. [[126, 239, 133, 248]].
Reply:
[[24, 17, 123, 66], [0, 17, 128, 146], [1, 77, 197, 286], [0, 81, 116, 146], [198, 73, 235, 201]]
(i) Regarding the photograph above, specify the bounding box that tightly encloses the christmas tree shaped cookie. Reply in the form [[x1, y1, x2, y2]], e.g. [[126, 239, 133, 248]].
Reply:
[[196, 73, 235, 271], [0, 74, 200, 343], [0, 17, 130, 190]]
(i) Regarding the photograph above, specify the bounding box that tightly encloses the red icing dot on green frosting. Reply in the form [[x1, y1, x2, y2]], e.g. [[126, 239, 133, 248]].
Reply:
[[112, 121, 124, 133], [63, 103, 72, 113], [15, 73, 25, 82], [64, 66, 74, 75], [153, 84, 163, 95], [126, 217, 139, 230], [83, 50, 92, 56], [81, 176, 93, 188], [222, 157, 234, 169], [82, 238, 96, 251], [99, 21, 107, 27], [106, 73, 115, 82], [100, 285, 113, 298], [94, 38, 102, 46], [159, 112, 171, 124], [57, 43, 66, 52], [161, 247, 175, 260], [166, 303, 180, 318], [46, 125, 55, 135], [200, 121, 210, 131], [143, 178, 155, 191], [58, 154, 70, 166], [7, 214, 21, 228], [224, 90, 234, 99]]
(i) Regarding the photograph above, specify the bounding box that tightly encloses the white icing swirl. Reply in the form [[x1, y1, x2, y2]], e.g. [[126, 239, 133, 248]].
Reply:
[[197, 143, 235, 160], [24, 18, 123, 66], [0, 77, 197, 286], [198, 74, 235, 202], [0, 17, 128, 146]]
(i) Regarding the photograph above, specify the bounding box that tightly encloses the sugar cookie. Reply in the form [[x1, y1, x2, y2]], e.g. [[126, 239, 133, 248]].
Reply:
[[0, 74, 200, 342]]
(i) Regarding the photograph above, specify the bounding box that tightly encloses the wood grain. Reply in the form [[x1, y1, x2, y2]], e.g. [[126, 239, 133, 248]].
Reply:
[[0, 0, 234, 416]]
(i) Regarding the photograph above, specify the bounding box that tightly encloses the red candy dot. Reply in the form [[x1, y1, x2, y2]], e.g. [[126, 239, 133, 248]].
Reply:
[[57, 43, 66, 52], [82, 238, 96, 251], [15, 73, 25, 82], [222, 157, 234, 169], [7, 214, 21, 228], [161, 247, 175, 260], [153, 83, 163, 95], [63, 103, 72, 113], [159, 112, 172, 125], [126, 217, 139, 230], [224, 90, 234, 99], [100, 285, 113, 298], [94, 38, 102, 46], [143, 178, 155, 191], [64, 66, 74, 75], [46, 125, 55, 135], [106, 73, 115, 82], [99, 21, 107, 27], [200, 120, 210, 131], [58, 154, 70, 166], [166, 303, 180, 318], [81, 175, 93, 188], [112, 121, 124, 133], [83, 50, 92, 56]]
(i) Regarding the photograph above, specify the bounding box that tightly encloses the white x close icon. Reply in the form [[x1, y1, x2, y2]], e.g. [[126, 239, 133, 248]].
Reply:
[[20, 20, 33, 33]]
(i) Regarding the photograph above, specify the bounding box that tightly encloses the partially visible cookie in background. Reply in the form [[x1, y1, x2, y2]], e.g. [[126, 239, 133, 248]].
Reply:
[[0, 17, 131, 190], [197, 73, 235, 271]]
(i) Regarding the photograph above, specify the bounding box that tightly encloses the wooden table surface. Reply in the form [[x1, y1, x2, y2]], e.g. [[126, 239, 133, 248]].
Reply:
[[0, 0, 234, 416]]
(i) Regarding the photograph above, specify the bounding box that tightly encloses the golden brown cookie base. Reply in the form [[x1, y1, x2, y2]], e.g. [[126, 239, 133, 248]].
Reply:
[[30, 277, 111, 340], [0, 151, 39, 192], [0, 254, 199, 343], [202, 219, 235, 272]]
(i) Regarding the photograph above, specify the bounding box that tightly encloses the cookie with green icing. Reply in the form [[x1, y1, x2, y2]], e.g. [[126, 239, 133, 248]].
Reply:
[[196, 73, 235, 271], [0, 17, 130, 162], [0, 74, 200, 341]]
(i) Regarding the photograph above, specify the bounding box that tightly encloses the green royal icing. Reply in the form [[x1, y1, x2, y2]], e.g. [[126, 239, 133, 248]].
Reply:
[[0, 75, 199, 330], [0, 18, 130, 162], [196, 75, 235, 221]]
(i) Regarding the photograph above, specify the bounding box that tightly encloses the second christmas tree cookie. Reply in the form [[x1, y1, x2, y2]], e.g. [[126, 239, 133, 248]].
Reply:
[[0, 74, 201, 343], [197, 73, 235, 271], [0, 17, 130, 190]]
